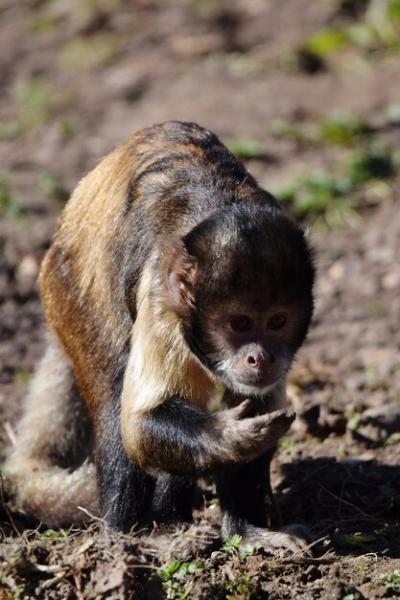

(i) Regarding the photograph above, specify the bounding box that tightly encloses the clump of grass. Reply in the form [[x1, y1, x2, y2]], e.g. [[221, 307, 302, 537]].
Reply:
[[275, 169, 359, 228], [225, 138, 266, 160], [348, 142, 396, 183], [320, 112, 372, 146], [296, 0, 400, 71], [274, 142, 398, 228], [269, 111, 372, 147]]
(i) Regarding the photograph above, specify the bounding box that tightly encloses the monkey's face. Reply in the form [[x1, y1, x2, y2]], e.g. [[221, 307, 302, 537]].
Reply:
[[193, 299, 311, 397], [167, 203, 315, 397]]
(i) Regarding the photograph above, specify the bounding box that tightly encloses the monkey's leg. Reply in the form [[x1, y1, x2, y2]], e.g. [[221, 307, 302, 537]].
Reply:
[[98, 400, 156, 532], [151, 473, 195, 523], [216, 451, 309, 554], [4, 330, 97, 525]]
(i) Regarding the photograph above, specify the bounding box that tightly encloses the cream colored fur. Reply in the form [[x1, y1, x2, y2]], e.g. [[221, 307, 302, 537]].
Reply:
[[4, 332, 98, 525], [121, 258, 217, 458]]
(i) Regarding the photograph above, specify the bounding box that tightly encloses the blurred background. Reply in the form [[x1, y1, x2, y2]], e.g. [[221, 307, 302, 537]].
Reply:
[[1, 1, 400, 596]]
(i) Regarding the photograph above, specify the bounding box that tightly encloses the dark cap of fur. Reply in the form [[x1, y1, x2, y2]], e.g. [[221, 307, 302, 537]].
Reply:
[[183, 203, 315, 309]]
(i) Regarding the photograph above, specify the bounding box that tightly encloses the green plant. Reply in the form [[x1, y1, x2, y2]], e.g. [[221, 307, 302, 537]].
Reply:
[[347, 143, 395, 184], [39, 171, 69, 203], [0, 176, 24, 218], [37, 528, 70, 541], [226, 575, 255, 600], [222, 534, 255, 558], [225, 138, 265, 160], [160, 560, 204, 599], [222, 534, 242, 553], [320, 112, 371, 146], [380, 569, 400, 594]]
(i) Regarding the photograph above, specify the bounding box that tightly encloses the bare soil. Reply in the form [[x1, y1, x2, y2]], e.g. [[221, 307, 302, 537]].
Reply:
[[1, 1, 400, 598]]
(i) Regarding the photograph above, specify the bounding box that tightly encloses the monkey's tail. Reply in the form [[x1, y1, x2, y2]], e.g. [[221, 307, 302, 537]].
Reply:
[[3, 330, 99, 526], [4, 454, 99, 526]]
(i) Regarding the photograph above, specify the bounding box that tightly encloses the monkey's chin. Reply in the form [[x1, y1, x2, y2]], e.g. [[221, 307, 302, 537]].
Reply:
[[227, 379, 279, 398]]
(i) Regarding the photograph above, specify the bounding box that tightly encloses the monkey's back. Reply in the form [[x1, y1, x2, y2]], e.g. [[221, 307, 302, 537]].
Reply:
[[39, 121, 276, 413]]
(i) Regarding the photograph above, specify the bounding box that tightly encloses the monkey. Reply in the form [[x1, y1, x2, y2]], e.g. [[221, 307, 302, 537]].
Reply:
[[4, 121, 315, 552]]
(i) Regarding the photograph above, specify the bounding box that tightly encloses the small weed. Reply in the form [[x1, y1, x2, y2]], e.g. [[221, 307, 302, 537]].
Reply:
[[273, 139, 398, 227], [37, 528, 69, 542], [320, 112, 371, 146], [303, 28, 350, 58], [380, 569, 400, 594], [160, 559, 204, 599], [39, 171, 69, 203], [226, 575, 255, 600], [225, 138, 265, 160], [222, 534, 242, 553], [0, 177, 25, 218], [297, 1, 400, 71], [347, 143, 395, 184], [222, 534, 255, 558]]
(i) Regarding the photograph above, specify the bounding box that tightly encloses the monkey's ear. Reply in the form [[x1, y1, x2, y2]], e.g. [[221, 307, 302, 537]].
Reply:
[[167, 241, 197, 309]]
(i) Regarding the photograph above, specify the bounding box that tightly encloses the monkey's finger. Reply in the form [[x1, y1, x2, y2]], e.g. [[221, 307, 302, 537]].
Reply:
[[249, 409, 295, 428], [229, 398, 255, 420]]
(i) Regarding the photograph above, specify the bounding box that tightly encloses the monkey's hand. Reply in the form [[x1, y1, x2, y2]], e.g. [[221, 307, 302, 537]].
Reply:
[[216, 400, 295, 463]]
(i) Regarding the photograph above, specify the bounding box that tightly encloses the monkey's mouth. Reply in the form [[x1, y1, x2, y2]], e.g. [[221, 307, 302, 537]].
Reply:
[[223, 372, 281, 397]]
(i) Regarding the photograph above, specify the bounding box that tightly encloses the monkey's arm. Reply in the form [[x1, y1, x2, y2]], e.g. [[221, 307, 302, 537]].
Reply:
[[121, 398, 294, 476]]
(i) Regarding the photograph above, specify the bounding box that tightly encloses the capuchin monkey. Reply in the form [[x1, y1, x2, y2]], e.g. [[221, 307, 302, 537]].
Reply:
[[5, 121, 315, 552]]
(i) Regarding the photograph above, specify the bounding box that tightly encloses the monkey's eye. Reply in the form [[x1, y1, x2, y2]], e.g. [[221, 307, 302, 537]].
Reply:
[[229, 315, 253, 333], [267, 313, 287, 331]]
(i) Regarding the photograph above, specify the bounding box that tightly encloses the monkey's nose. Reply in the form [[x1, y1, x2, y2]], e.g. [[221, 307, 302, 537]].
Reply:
[[246, 351, 273, 369]]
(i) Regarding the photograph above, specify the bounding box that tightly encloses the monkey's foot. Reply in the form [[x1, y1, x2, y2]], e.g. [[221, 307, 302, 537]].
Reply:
[[239, 524, 312, 555]]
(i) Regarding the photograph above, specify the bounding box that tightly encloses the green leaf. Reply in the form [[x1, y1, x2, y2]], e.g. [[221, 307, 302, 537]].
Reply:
[[160, 560, 183, 579], [304, 28, 349, 57], [222, 533, 243, 551]]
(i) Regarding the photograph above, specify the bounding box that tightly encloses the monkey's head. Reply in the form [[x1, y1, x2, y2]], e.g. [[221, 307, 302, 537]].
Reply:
[[167, 203, 315, 397]]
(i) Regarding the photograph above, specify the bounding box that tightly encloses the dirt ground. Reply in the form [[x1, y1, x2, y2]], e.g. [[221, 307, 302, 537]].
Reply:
[[1, 0, 400, 598]]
